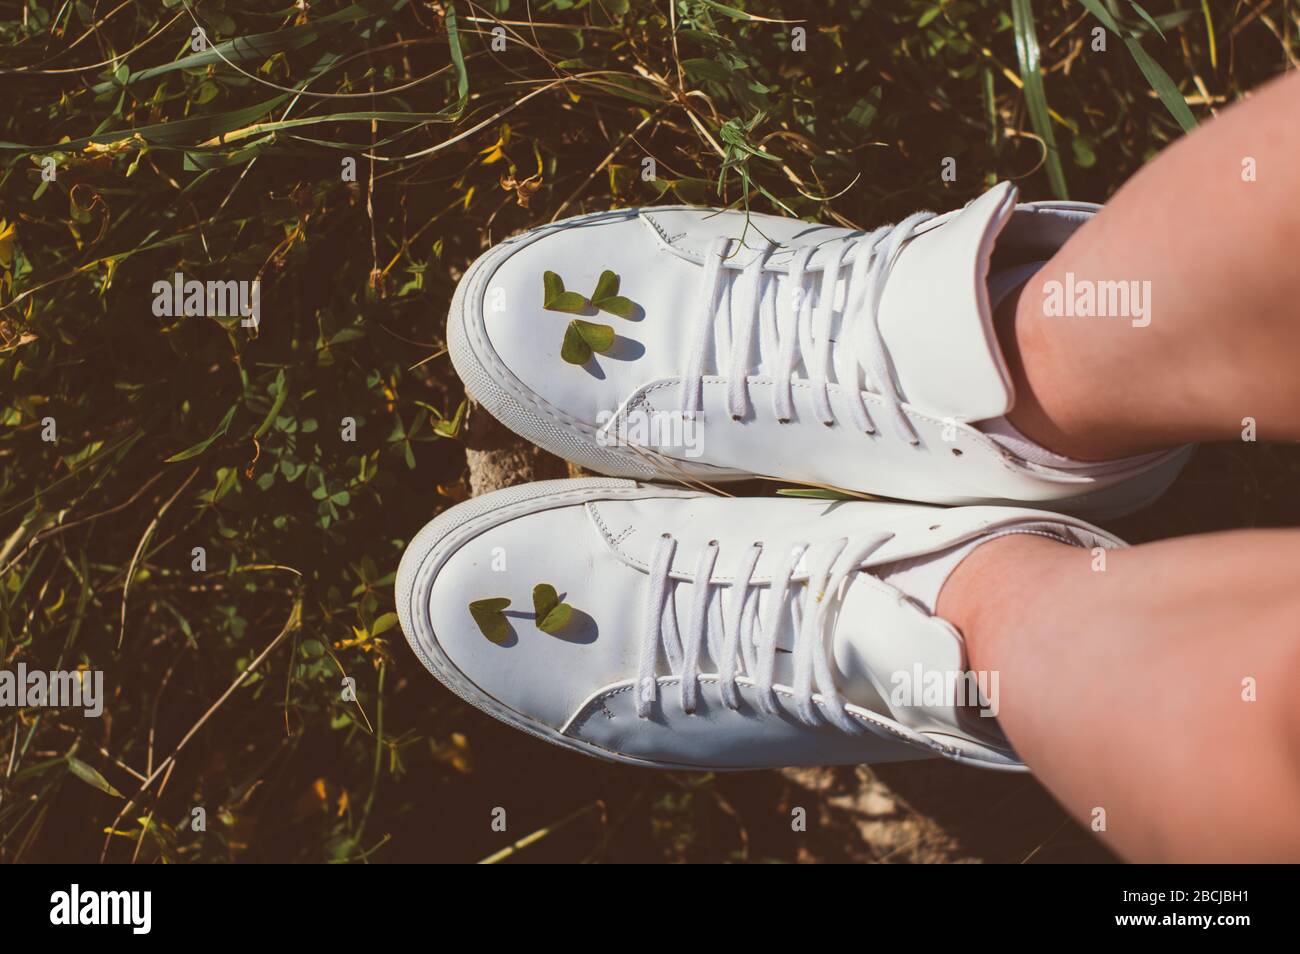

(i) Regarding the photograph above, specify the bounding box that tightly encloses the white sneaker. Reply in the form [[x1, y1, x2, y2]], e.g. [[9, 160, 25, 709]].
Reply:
[[448, 182, 1190, 517], [396, 477, 1123, 771]]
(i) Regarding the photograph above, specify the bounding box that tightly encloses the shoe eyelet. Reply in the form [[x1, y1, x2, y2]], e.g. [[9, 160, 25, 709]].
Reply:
[[951, 448, 963, 456], [730, 414, 742, 422], [929, 524, 941, 531], [822, 420, 834, 428], [777, 418, 791, 425]]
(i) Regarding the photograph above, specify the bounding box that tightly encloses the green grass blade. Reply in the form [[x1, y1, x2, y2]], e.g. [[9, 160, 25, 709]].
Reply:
[[1077, 0, 1198, 132], [444, 0, 470, 115], [86, 0, 408, 95], [1010, 0, 1068, 198], [164, 405, 238, 463], [1127, 1, 1166, 40]]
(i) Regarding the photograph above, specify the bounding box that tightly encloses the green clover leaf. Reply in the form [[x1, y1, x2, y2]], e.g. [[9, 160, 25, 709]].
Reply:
[[468, 597, 512, 644], [532, 583, 574, 634], [560, 319, 615, 364], [590, 269, 637, 319], [543, 271, 588, 313]]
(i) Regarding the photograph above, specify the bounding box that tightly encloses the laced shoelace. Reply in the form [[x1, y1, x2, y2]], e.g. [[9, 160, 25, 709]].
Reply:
[[636, 532, 895, 733], [680, 212, 937, 443]]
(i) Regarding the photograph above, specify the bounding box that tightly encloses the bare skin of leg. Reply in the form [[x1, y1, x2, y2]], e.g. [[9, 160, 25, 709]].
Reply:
[[999, 69, 1300, 460], [951, 72, 1300, 860], [937, 531, 1300, 862]]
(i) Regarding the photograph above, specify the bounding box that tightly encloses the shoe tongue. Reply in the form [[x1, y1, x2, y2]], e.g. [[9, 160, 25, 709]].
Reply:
[[874, 181, 1020, 422], [829, 570, 969, 732]]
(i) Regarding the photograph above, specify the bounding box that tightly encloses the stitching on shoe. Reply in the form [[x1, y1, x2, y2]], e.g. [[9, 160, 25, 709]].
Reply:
[[639, 211, 679, 250], [412, 486, 667, 615], [585, 501, 635, 547], [465, 245, 600, 437]]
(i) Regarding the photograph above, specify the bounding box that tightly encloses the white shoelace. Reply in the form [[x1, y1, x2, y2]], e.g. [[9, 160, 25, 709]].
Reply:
[[636, 532, 895, 732], [679, 212, 937, 443]]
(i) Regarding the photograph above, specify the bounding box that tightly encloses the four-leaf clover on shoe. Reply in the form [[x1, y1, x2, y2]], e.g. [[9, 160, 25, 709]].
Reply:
[[542, 269, 640, 365], [468, 584, 576, 643]]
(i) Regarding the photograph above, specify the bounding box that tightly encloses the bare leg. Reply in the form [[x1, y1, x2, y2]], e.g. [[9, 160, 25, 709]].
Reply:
[[1000, 70, 1300, 459], [937, 531, 1300, 862], [934, 73, 1300, 861]]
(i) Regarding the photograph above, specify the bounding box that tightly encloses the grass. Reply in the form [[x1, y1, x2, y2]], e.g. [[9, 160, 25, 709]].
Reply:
[[1, 0, 1296, 863]]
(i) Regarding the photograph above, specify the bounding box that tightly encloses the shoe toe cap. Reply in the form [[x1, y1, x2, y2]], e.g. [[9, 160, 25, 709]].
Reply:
[[404, 499, 635, 731], [460, 210, 697, 423]]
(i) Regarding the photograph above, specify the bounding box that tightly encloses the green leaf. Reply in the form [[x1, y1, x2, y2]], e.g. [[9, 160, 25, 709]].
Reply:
[[542, 270, 564, 301], [67, 757, 123, 798], [469, 598, 512, 644], [595, 296, 636, 318], [561, 323, 592, 364], [532, 583, 573, 634], [1077, 0, 1197, 133], [371, 611, 399, 636], [575, 320, 614, 351], [590, 270, 637, 318], [561, 320, 615, 364], [1120, 35, 1197, 133], [547, 293, 587, 313], [774, 488, 861, 501], [1010, 0, 1068, 199], [164, 404, 237, 462], [1072, 137, 1098, 168], [591, 269, 619, 302], [1127, 1, 1165, 40], [847, 86, 882, 130], [669, 177, 713, 205], [697, 0, 773, 21], [682, 57, 732, 86], [542, 271, 587, 313], [84, 0, 403, 96], [443, 0, 470, 113], [253, 369, 288, 439], [431, 399, 466, 439]]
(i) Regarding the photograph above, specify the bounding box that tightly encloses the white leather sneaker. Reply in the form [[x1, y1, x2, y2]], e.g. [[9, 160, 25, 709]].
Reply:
[[396, 477, 1124, 771], [448, 182, 1190, 517]]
